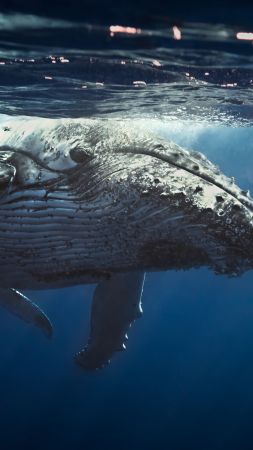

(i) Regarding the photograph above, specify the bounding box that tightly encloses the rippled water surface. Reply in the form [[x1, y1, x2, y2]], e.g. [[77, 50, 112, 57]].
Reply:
[[0, 13, 253, 122], [1, 12, 253, 450]]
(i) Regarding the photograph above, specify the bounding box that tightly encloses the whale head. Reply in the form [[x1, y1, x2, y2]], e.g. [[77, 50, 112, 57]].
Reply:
[[1, 118, 253, 285]]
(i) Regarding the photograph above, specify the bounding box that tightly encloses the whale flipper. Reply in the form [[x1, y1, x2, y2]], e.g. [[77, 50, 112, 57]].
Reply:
[[75, 272, 145, 370], [0, 288, 53, 338]]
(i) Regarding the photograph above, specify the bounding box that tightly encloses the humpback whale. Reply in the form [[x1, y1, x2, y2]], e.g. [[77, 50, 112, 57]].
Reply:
[[0, 117, 252, 369]]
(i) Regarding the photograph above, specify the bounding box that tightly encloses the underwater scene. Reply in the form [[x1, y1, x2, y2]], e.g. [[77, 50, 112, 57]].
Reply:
[[1, 6, 253, 449]]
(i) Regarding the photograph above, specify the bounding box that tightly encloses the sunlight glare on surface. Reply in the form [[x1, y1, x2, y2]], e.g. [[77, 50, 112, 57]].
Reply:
[[109, 25, 142, 37], [172, 25, 182, 40], [236, 32, 253, 40]]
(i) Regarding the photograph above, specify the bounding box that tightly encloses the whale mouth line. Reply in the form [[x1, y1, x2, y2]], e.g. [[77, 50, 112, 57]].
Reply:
[[1, 143, 253, 213], [122, 148, 253, 213], [0, 145, 69, 175]]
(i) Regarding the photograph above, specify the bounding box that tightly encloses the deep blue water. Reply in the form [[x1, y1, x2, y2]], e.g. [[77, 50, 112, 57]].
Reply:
[[2, 269, 253, 450], [1, 9, 253, 450]]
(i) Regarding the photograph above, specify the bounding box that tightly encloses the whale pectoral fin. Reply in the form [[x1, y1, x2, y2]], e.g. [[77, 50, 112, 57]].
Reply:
[[75, 272, 145, 370], [0, 288, 53, 338]]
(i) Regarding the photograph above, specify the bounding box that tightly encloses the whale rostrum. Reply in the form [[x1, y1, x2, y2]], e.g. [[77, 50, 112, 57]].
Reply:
[[0, 117, 252, 369]]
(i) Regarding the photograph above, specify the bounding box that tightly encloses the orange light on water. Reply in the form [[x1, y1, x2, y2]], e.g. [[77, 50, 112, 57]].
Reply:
[[133, 81, 147, 86], [60, 57, 69, 63], [236, 32, 253, 40], [109, 25, 141, 37], [172, 26, 181, 40]]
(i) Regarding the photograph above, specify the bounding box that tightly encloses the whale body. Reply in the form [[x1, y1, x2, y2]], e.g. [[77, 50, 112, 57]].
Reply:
[[0, 117, 252, 369]]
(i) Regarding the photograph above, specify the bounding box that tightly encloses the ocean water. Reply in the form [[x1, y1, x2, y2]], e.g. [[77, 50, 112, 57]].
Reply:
[[1, 11, 253, 450]]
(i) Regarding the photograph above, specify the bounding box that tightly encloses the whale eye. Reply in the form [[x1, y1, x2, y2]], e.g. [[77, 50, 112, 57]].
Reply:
[[70, 148, 90, 164]]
